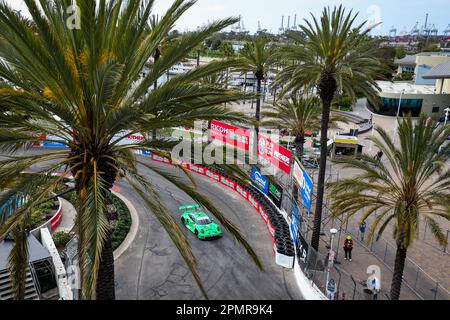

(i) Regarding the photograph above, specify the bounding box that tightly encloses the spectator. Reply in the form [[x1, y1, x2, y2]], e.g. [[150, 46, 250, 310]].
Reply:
[[343, 235, 354, 261], [367, 271, 381, 300], [359, 221, 367, 241], [374, 150, 383, 162]]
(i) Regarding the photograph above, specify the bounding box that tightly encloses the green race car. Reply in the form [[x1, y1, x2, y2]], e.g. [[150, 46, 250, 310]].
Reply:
[[179, 204, 223, 240]]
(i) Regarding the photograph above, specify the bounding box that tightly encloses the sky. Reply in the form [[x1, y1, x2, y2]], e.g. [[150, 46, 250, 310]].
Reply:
[[5, 0, 450, 36]]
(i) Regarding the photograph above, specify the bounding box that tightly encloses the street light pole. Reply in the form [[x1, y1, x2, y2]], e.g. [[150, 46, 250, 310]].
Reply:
[[326, 228, 339, 291]]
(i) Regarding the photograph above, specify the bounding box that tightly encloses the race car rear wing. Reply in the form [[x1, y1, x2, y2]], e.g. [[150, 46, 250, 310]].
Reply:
[[179, 204, 201, 211]]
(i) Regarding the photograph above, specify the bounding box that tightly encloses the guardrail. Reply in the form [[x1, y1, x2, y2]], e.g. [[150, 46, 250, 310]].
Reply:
[[30, 197, 63, 239]]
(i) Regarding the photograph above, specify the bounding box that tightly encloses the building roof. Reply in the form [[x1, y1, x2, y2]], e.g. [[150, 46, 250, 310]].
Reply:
[[394, 52, 450, 67], [377, 81, 436, 95], [422, 61, 450, 79], [394, 55, 416, 66], [0, 234, 51, 271]]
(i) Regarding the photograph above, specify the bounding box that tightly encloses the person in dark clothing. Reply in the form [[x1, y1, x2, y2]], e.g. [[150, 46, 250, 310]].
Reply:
[[343, 235, 354, 261], [359, 222, 367, 241], [374, 150, 383, 162]]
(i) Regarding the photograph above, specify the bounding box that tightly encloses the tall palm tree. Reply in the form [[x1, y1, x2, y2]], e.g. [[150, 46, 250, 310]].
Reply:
[[329, 115, 450, 300], [195, 42, 208, 67], [0, 0, 261, 300], [238, 36, 276, 128], [261, 95, 347, 159], [274, 6, 385, 251]]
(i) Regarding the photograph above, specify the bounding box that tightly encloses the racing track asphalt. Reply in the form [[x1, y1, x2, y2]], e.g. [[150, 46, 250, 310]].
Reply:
[[114, 157, 303, 300], [6, 149, 303, 300]]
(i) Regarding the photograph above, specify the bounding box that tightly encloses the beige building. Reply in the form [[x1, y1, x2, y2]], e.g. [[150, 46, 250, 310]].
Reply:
[[395, 52, 450, 85]]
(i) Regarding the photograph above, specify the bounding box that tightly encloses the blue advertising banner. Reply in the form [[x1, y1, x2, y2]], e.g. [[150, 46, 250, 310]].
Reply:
[[292, 159, 314, 210], [290, 207, 299, 246], [251, 166, 269, 195]]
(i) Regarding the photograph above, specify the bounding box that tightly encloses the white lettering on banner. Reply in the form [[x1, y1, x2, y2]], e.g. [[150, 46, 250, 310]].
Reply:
[[254, 171, 268, 189], [211, 123, 230, 135], [206, 170, 220, 181], [249, 195, 259, 209], [236, 185, 248, 198]]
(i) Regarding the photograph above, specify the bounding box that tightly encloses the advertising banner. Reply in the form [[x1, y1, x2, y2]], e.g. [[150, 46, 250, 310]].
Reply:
[[268, 182, 283, 208], [152, 154, 172, 164], [257, 134, 292, 174], [292, 159, 314, 210], [220, 175, 236, 190], [248, 194, 259, 210], [251, 166, 269, 195], [290, 207, 300, 246], [236, 184, 249, 200], [210, 121, 251, 151], [43, 135, 68, 147], [205, 169, 221, 182]]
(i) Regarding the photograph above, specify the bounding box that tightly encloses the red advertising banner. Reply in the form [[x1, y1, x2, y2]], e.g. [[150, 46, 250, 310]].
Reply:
[[248, 194, 259, 210], [152, 154, 172, 164], [220, 175, 236, 190], [190, 164, 206, 176], [259, 206, 269, 223], [236, 184, 249, 200], [257, 134, 292, 174], [205, 169, 221, 182], [210, 121, 251, 151]]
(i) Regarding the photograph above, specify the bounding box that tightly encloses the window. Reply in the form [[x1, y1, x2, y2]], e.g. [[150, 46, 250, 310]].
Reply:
[[432, 107, 440, 113]]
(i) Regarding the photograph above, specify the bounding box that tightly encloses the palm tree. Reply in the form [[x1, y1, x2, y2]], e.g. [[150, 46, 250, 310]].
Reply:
[[274, 6, 385, 251], [329, 115, 450, 300], [261, 95, 347, 159], [195, 42, 209, 67], [238, 36, 276, 128], [0, 0, 261, 300]]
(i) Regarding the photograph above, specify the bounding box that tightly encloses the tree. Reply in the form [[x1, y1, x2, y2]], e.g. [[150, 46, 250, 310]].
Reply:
[[275, 6, 385, 251], [219, 41, 235, 58], [261, 95, 347, 159], [195, 42, 208, 67], [0, 0, 261, 300], [238, 36, 276, 128], [329, 115, 450, 300]]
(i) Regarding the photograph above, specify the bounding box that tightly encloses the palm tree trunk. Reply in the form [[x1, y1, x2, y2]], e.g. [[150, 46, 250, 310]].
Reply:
[[95, 231, 115, 300], [294, 134, 305, 159], [256, 78, 262, 131], [390, 245, 407, 300], [310, 74, 337, 251]]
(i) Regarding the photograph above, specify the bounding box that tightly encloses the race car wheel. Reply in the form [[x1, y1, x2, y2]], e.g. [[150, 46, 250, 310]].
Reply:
[[181, 217, 186, 225]]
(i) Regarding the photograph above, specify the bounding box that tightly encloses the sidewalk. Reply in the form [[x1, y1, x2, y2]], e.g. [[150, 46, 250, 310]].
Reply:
[[319, 238, 420, 300], [54, 198, 76, 233]]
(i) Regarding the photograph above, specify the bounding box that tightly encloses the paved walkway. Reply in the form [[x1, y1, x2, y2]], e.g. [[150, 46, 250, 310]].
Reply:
[[54, 198, 76, 233]]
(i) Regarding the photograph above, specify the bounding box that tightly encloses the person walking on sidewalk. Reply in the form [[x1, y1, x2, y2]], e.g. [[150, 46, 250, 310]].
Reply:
[[343, 235, 354, 261], [359, 222, 367, 241]]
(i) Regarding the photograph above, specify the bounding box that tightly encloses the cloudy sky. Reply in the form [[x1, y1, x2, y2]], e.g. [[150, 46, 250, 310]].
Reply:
[[5, 0, 450, 35]]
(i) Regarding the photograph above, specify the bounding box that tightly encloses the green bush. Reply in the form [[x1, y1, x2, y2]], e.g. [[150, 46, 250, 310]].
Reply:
[[393, 72, 414, 81], [53, 231, 73, 249], [27, 200, 56, 229], [111, 194, 132, 251], [333, 95, 355, 111]]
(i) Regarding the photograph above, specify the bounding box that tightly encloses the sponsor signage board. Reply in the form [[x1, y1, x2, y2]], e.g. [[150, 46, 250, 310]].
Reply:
[[268, 182, 283, 208], [292, 159, 314, 210], [257, 134, 292, 174], [210, 121, 251, 151], [251, 166, 269, 195]]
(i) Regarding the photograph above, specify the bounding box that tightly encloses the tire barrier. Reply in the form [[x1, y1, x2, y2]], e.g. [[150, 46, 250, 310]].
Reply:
[[144, 152, 295, 269]]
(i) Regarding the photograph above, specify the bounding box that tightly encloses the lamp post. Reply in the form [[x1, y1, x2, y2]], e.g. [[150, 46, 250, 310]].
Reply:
[[393, 89, 405, 144], [445, 108, 450, 126], [326, 228, 339, 290]]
